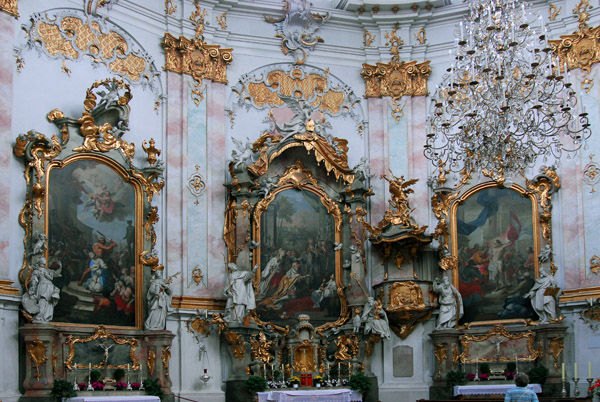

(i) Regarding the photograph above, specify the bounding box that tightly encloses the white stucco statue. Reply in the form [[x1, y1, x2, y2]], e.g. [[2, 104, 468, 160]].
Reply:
[[433, 277, 463, 329], [224, 263, 258, 323], [144, 270, 173, 330], [361, 297, 391, 339], [22, 257, 61, 323], [526, 267, 558, 323]]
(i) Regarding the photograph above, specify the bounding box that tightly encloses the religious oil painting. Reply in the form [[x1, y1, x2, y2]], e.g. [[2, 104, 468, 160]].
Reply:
[[454, 185, 538, 324], [256, 188, 340, 329], [46, 158, 138, 327]]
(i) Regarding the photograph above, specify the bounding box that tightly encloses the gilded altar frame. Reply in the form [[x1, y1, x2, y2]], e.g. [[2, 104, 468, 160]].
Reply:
[[251, 161, 347, 333], [14, 78, 164, 330], [447, 176, 558, 325]]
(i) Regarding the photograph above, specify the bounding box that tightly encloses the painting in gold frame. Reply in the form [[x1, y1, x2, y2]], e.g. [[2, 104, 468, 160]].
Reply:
[[45, 154, 144, 328], [253, 182, 344, 331], [451, 183, 540, 324]]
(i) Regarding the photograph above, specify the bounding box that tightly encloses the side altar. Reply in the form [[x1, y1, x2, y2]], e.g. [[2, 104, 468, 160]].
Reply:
[[14, 80, 174, 401]]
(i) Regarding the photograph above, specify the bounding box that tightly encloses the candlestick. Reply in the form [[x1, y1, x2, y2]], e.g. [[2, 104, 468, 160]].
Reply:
[[587, 378, 594, 398], [575, 363, 578, 379], [139, 367, 145, 390], [561, 379, 567, 398], [573, 377, 580, 397], [87, 364, 93, 391], [73, 364, 79, 391]]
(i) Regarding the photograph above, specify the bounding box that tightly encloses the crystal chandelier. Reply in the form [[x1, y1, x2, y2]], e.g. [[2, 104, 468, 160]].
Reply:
[[424, 0, 591, 182]]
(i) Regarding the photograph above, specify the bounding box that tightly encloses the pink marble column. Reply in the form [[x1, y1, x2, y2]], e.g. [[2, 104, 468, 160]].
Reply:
[[0, 13, 14, 280], [203, 81, 226, 296], [165, 71, 187, 291]]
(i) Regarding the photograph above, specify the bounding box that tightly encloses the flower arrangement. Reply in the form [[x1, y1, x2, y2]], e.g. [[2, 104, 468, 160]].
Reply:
[[313, 376, 323, 385], [505, 372, 516, 380], [466, 373, 476, 381], [289, 376, 300, 385], [78, 383, 86, 391], [589, 379, 600, 396], [479, 373, 489, 380], [91, 381, 104, 390], [115, 382, 128, 390], [131, 382, 141, 390]]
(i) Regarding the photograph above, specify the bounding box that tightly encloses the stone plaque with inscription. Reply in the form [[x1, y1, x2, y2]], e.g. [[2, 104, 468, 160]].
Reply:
[[393, 345, 414, 377]]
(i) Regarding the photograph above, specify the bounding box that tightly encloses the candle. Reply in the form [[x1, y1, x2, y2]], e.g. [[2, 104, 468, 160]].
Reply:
[[89, 362, 91, 370], [263, 363, 266, 378], [127, 363, 130, 372], [515, 356, 518, 373], [574, 362, 578, 378], [562, 363, 565, 380], [589, 362, 592, 378]]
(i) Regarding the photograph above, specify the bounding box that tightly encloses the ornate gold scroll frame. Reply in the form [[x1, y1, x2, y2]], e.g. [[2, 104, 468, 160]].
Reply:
[[455, 325, 541, 364], [360, 23, 431, 122], [450, 182, 541, 288], [0, 0, 18, 17], [162, 32, 233, 105], [65, 325, 140, 370], [251, 161, 348, 334], [550, 0, 600, 92], [14, 78, 164, 329]]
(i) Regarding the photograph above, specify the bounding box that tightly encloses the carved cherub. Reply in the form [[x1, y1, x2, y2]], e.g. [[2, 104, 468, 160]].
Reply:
[[231, 137, 254, 170]]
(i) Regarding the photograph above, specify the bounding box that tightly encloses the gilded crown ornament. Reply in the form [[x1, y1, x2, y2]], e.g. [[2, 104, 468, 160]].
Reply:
[[425, 0, 591, 183]]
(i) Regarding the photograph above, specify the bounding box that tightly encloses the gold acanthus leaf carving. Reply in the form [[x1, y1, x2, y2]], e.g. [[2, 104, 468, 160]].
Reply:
[[590, 255, 600, 274], [147, 349, 156, 376], [162, 346, 171, 378], [0, 0, 18, 17], [14, 131, 62, 218], [549, 336, 564, 370], [388, 281, 426, 311], [434, 343, 447, 377], [225, 331, 245, 360], [27, 338, 47, 382], [365, 334, 381, 358], [128, 168, 165, 204], [334, 334, 359, 361], [161, 32, 233, 91], [35, 17, 147, 82], [145, 207, 159, 248], [245, 68, 345, 115], [75, 112, 135, 161], [361, 59, 431, 102], [250, 332, 274, 363], [439, 255, 458, 271]]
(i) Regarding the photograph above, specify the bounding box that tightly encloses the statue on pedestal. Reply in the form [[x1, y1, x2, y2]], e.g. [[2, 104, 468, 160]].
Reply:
[[224, 263, 258, 323], [433, 277, 463, 329], [22, 257, 61, 323], [526, 267, 558, 323], [144, 270, 174, 330]]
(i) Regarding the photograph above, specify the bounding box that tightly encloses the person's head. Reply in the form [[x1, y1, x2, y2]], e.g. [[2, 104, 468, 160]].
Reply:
[[98, 237, 106, 244], [514, 372, 530, 387], [494, 239, 502, 246], [442, 277, 450, 285]]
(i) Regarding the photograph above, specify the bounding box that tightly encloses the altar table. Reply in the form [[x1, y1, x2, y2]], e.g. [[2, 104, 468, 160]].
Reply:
[[453, 383, 542, 397], [67, 396, 160, 402], [258, 388, 363, 402]]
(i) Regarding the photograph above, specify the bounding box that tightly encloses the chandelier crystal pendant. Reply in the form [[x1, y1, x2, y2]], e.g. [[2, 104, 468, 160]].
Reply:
[[424, 0, 591, 183]]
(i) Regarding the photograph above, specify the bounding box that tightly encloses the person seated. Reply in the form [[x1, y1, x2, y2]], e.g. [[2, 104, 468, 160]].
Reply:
[[504, 373, 539, 402]]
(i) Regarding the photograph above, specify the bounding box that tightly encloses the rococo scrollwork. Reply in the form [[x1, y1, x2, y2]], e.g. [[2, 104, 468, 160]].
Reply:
[[65, 325, 140, 370], [15, 78, 165, 328], [361, 23, 431, 122]]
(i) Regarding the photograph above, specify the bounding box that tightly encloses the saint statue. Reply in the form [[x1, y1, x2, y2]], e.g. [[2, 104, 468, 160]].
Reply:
[[22, 257, 61, 323], [361, 297, 391, 339], [224, 263, 257, 323], [526, 267, 558, 323], [433, 277, 463, 329], [144, 270, 173, 330]]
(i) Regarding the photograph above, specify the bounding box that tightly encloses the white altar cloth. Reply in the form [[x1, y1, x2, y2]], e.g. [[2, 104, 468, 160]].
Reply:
[[258, 388, 362, 402], [453, 384, 542, 396], [67, 396, 160, 402]]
